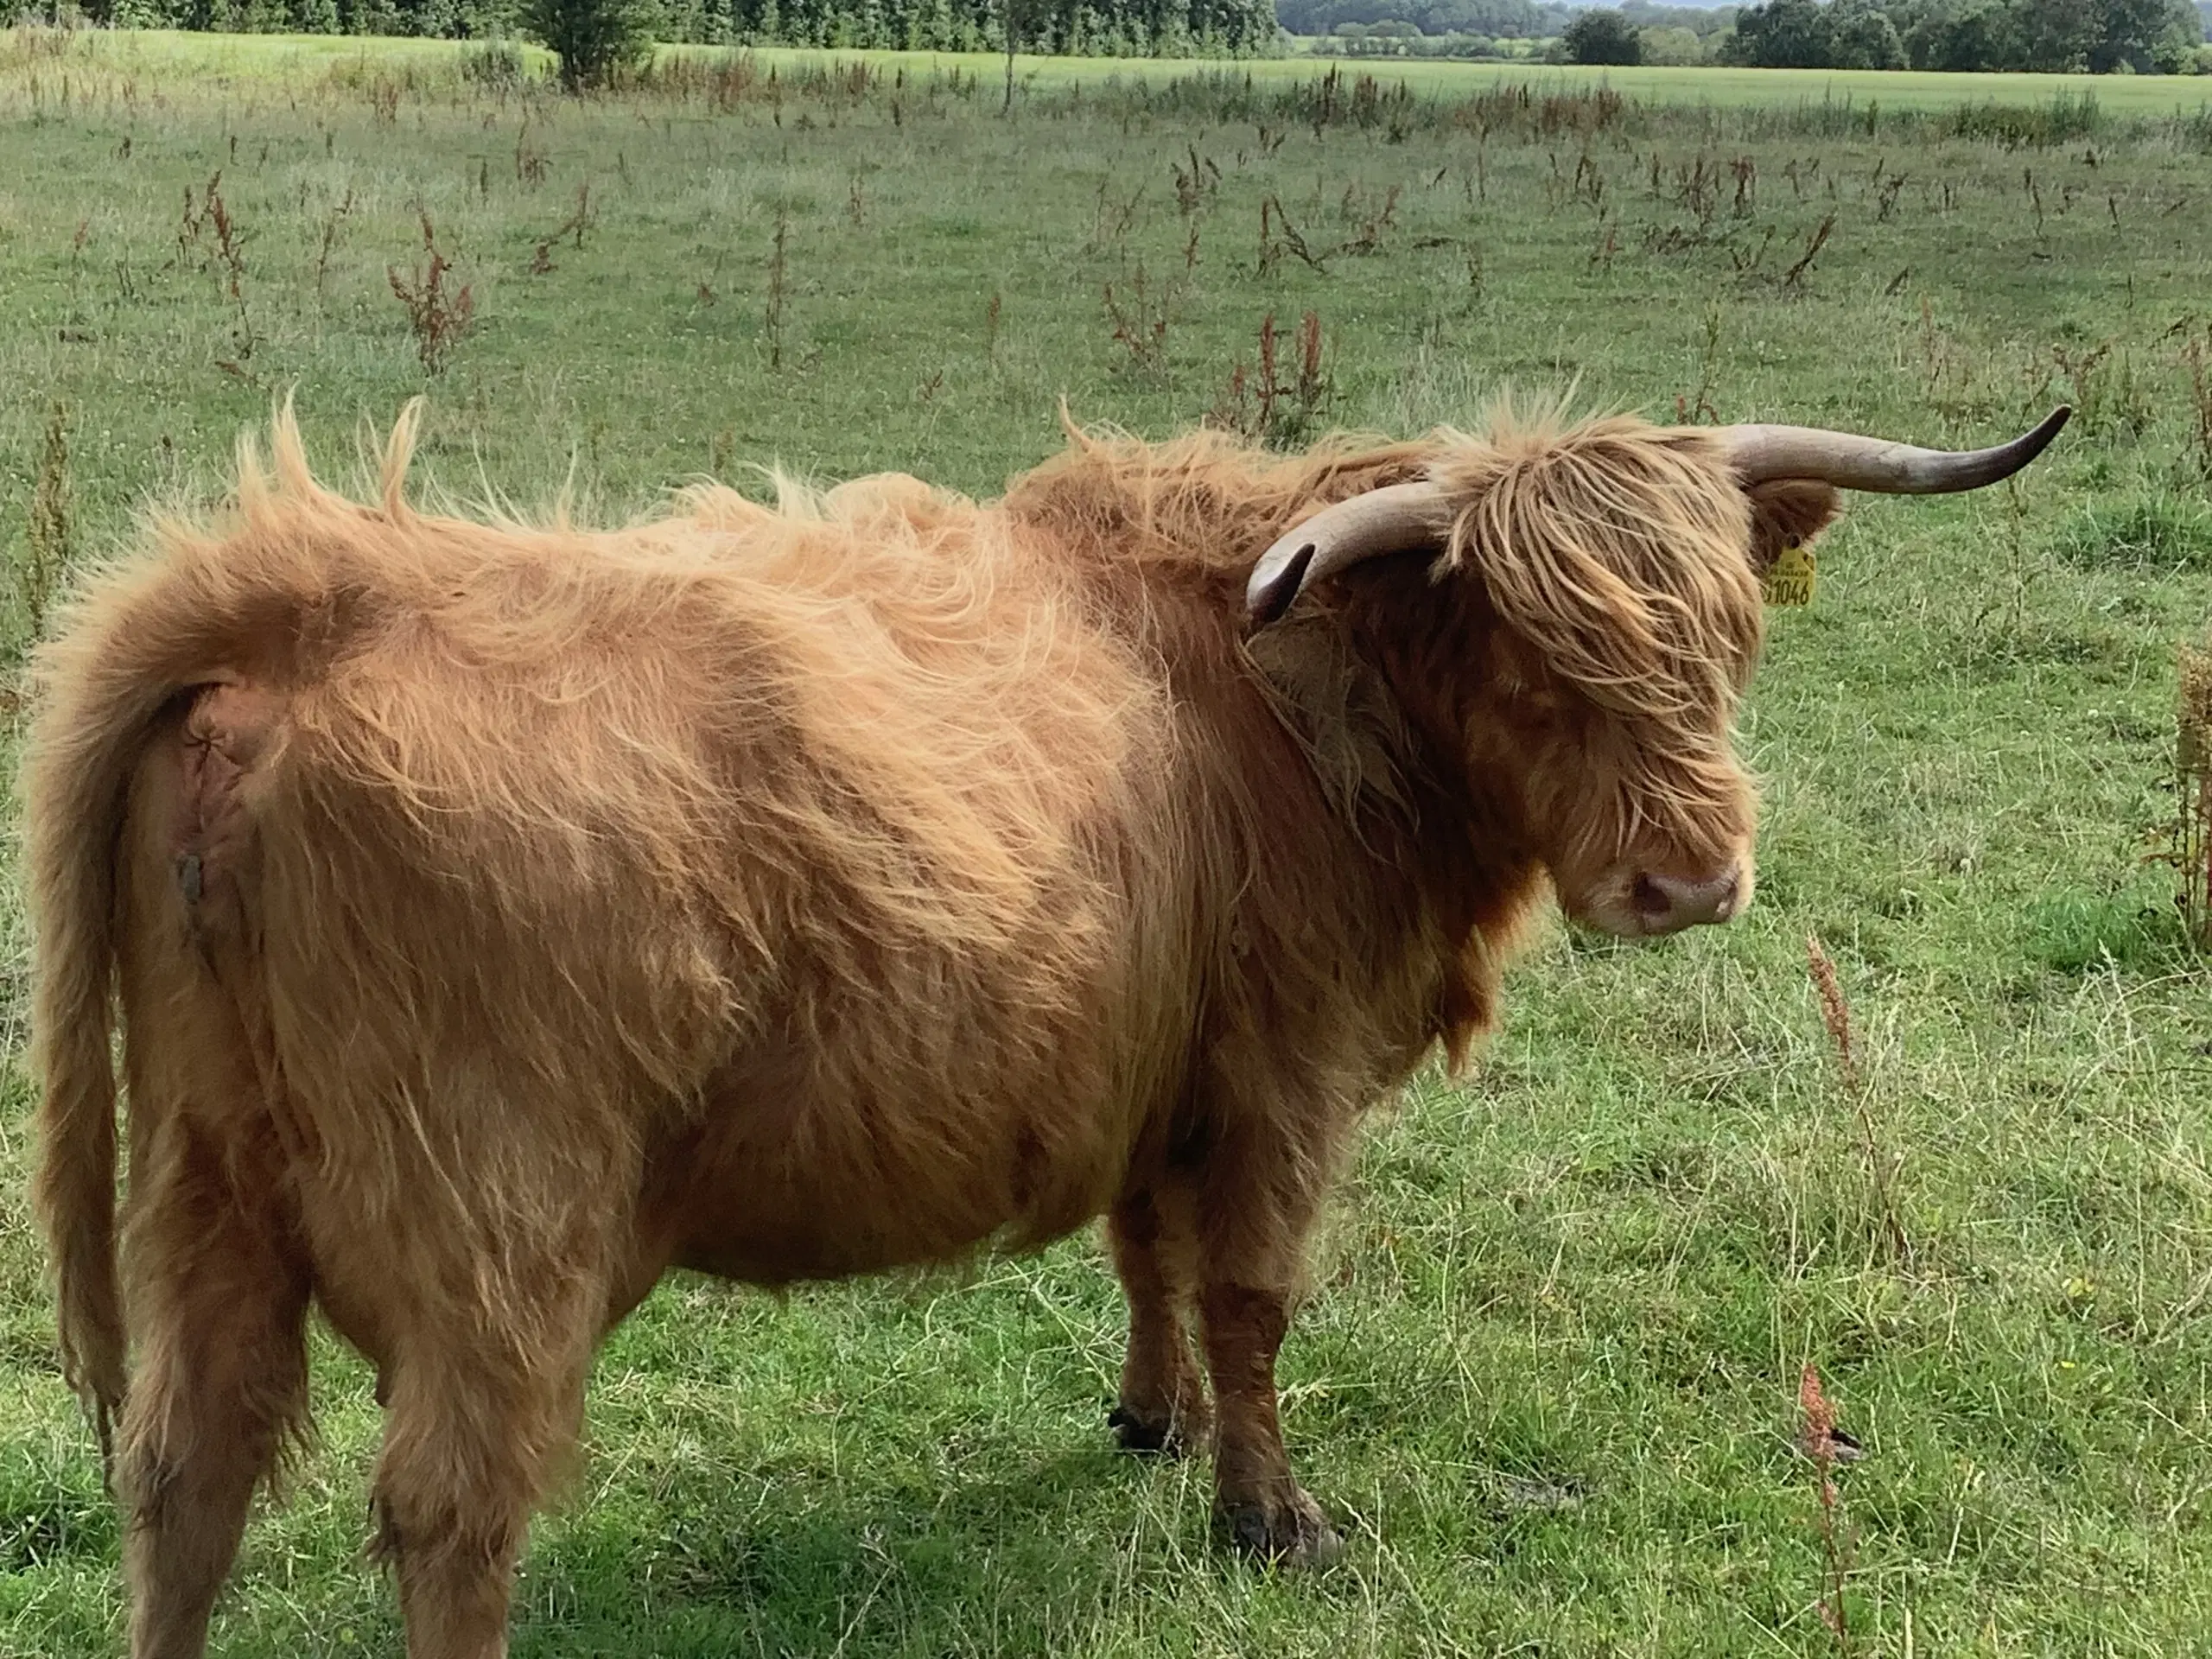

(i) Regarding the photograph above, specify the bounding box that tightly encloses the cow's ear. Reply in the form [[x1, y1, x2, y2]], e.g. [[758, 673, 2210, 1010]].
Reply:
[[1745, 479, 1843, 577]]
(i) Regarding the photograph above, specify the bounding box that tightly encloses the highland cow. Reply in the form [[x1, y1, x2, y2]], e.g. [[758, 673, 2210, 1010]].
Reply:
[[25, 400, 2065, 1658]]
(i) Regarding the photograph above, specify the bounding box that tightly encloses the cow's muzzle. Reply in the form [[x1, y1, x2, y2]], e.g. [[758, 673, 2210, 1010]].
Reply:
[[1576, 856, 1754, 938]]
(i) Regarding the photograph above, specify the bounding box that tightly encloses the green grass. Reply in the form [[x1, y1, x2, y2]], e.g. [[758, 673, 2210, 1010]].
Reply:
[[3, 27, 2212, 1658]]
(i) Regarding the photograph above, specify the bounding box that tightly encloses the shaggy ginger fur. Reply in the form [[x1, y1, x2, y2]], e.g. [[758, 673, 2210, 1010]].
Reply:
[[27, 401, 1840, 1659]]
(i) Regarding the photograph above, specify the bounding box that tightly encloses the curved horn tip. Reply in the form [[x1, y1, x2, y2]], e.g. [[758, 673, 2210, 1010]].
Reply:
[[1987, 403, 2072, 479], [1246, 543, 1316, 628], [2029, 403, 2072, 446]]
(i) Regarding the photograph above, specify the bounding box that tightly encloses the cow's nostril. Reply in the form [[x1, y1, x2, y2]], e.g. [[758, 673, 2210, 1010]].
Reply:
[[1633, 868, 1742, 929], [1713, 868, 1741, 918]]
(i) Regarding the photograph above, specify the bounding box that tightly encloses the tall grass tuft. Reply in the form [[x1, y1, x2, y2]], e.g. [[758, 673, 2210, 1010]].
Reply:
[[765, 209, 789, 371], [18, 400, 69, 652], [2183, 322, 2212, 483], [1941, 89, 2101, 149], [1798, 1362, 1857, 1651], [387, 213, 474, 373], [1806, 933, 1910, 1265], [2179, 635, 2212, 950]]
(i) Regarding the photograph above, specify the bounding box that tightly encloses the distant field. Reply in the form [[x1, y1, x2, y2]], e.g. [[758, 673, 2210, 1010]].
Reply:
[[38, 28, 2212, 114], [2, 26, 2210, 1659]]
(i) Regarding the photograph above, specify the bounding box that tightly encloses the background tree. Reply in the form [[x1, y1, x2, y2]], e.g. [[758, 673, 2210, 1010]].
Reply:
[[1001, 0, 1029, 109], [1275, 0, 1570, 38], [1564, 6, 1643, 60], [1723, 0, 1836, 65], [2098, 0, 2205, 68], [528, 0, 646, 86], [1831, 0, 1908, 65], [2006, 0, 2097, 66], [1637, 22, 1708, 59]]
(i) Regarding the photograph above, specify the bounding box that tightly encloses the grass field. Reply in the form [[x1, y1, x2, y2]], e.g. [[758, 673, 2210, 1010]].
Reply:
[[3, 26, 2212, 1658]]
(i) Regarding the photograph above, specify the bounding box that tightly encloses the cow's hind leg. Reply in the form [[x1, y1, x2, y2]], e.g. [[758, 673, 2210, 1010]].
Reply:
[[1192, 1122, 1344, 1568], [1106, 1185, 1210, 1455], [117, 1124, 311, 1659], [117, 710, 313, 1659], [371, 1339, 588, 1659], [327, 1208, 609, 1659]]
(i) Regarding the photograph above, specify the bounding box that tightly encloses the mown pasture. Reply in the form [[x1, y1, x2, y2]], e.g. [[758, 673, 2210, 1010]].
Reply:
[[1, 29, 2210, 1657]]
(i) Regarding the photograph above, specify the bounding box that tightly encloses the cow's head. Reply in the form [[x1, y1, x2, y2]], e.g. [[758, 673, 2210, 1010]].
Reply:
[[1245, 406, 2069, 938]]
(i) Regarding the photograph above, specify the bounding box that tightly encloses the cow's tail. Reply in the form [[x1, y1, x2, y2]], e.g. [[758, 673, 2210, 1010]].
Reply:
[[23, 588, 175, 1464], [23, 397, 418, 1463]]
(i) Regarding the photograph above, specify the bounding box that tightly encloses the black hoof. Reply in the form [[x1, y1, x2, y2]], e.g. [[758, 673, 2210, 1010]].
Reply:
[[1218, 1491, 1344, 1569], [1108, 1403, 1187, 1455]]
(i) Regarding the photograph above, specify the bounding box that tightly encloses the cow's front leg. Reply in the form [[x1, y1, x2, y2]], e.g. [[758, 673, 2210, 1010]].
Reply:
[[1106, 1185, 1210, 1455], [1191, 1119, 1344, 1567], [1196, 1279, 1342, 1566]]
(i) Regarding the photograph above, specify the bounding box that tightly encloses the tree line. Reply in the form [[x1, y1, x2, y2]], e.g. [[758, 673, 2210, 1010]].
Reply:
[[1567, 0, 2207, 70], [1273, 0, 1567, 37], [89, 0, 1275, 56], [1726, 0, 2203, 71], [55, 0, 2212, 74]]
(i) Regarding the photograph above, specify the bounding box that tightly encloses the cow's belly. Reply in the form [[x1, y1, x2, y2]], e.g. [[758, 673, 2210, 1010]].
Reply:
[[645, 1032, 1166, 1287], [666, 1160, 1026, 1284]]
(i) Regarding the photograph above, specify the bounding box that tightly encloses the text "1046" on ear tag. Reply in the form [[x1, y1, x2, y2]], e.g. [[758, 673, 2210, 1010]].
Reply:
[[1763, 541, 1816, 607]]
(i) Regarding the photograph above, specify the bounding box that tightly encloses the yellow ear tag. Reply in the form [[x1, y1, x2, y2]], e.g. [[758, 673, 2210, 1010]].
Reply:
[[1763, 540, 1816, 607]]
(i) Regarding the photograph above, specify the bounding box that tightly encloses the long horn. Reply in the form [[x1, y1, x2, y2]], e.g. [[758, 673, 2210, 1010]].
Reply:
[[1245, 406, 2072, 626], [1245, 481, 1456, 625], [1719, 405, 2070, 492]]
